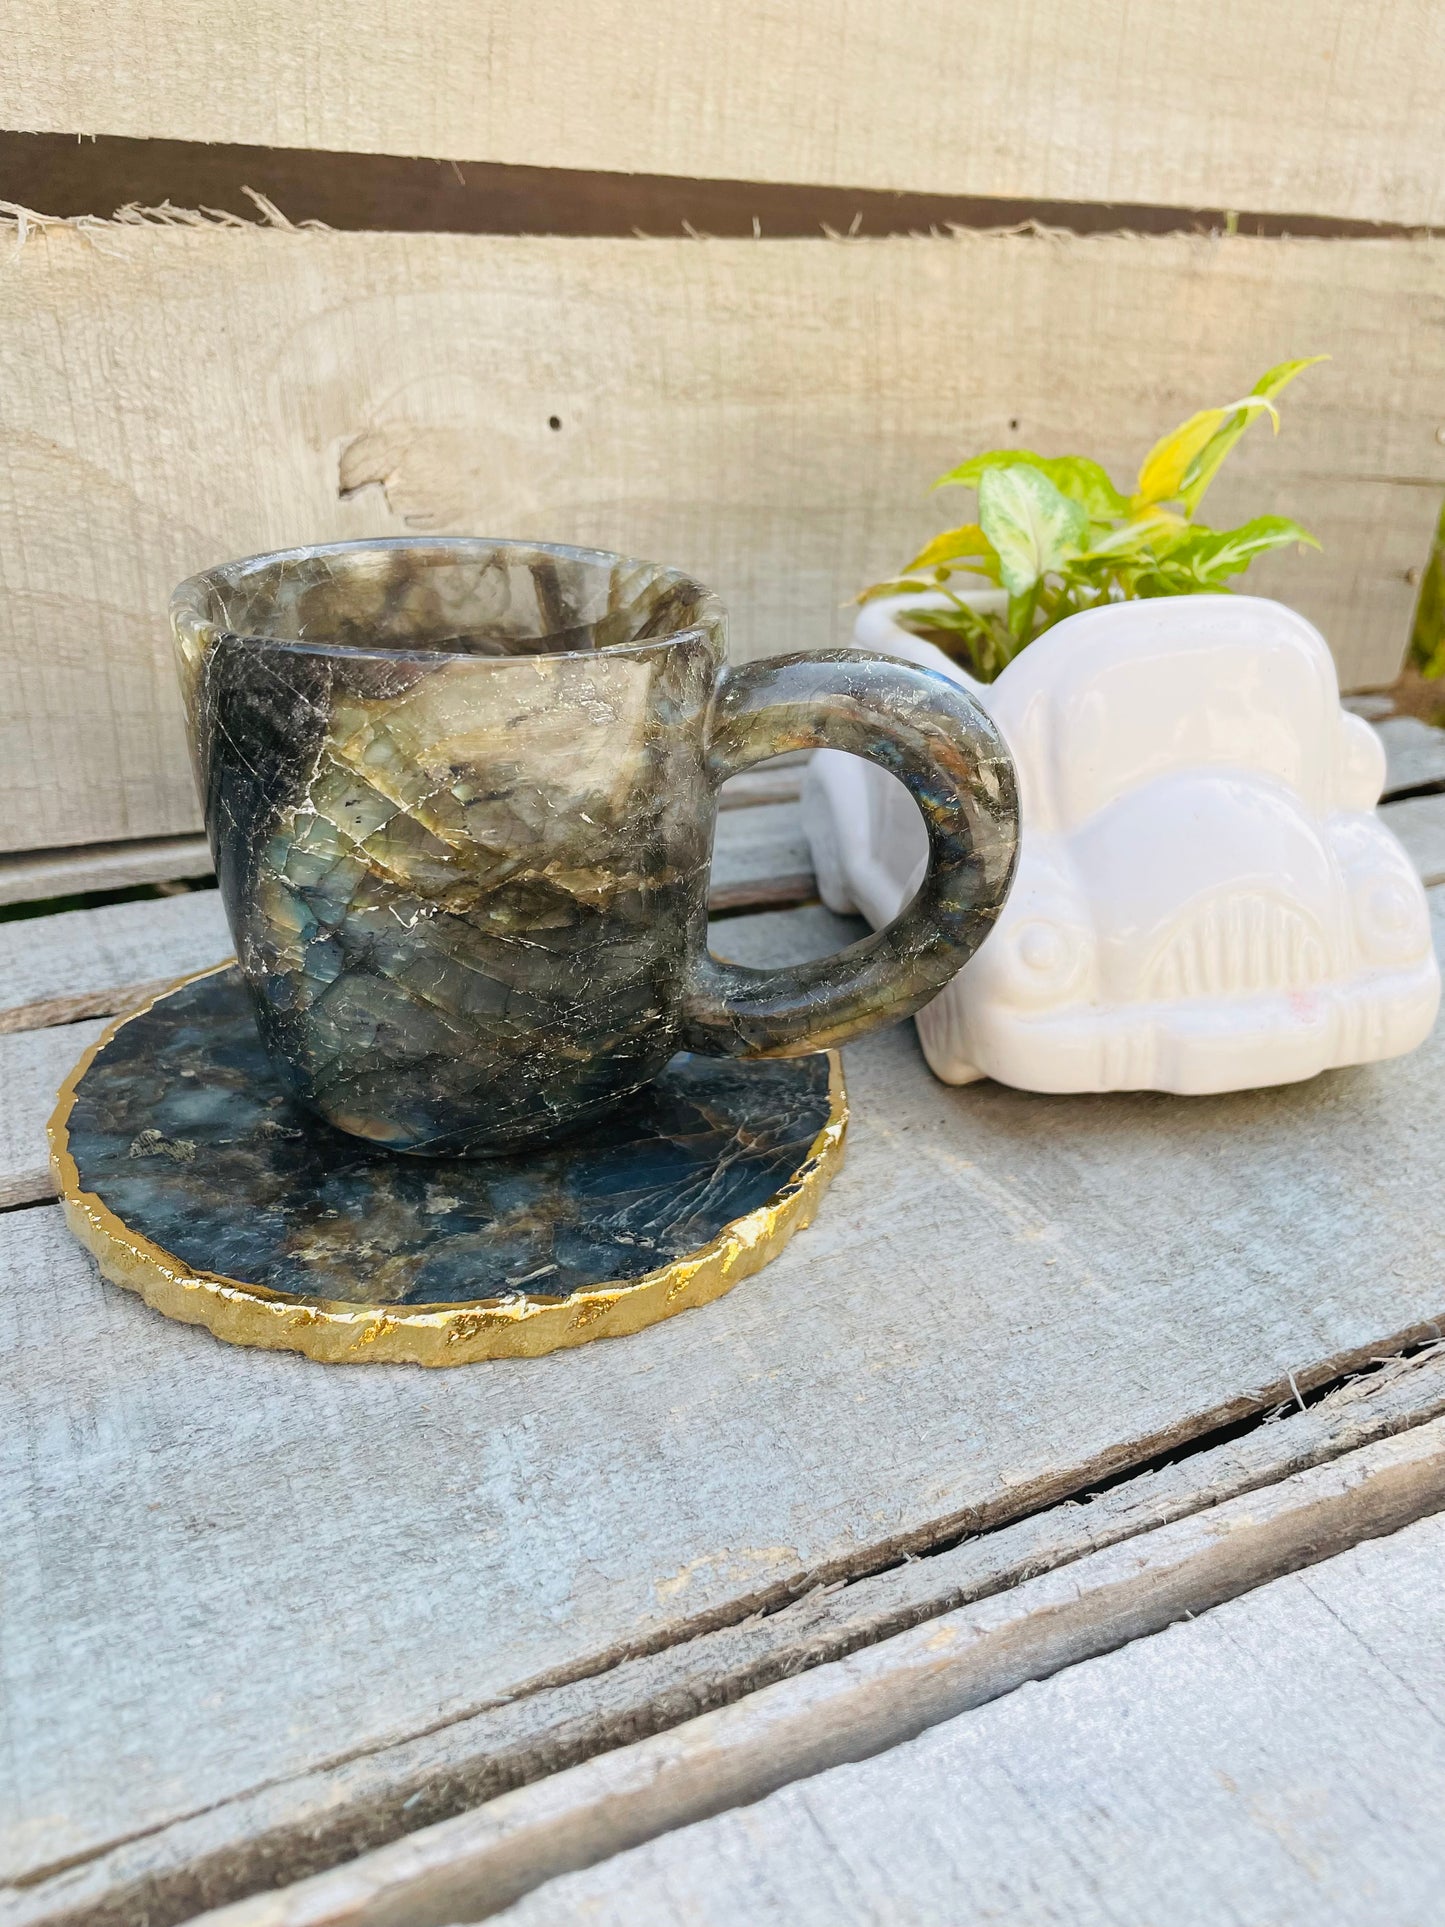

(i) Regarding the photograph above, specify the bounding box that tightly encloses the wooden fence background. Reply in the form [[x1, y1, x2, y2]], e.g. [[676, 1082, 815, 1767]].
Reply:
[[2, 0, 1443, 882]]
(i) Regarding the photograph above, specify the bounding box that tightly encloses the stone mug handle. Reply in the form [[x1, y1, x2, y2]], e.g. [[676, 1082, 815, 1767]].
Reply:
[[682, 649, 1020, 1056]]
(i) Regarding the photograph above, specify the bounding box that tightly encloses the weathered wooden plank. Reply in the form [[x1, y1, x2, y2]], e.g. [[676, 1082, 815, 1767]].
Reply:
[[493, 1499, 1445, 1925], [0, 811, 811, 1019], [11, 888, 1445, 1907], [0, 892, 232, 1032], [104, 1345, 1445, 1927], [708, 803, 813, 912], [1380, 794, 1445, 887], [198, 1409, 1445, 1927], [2, 222, 1440, 852], [715, 762, 806, 812], [3, 2, 1443, 228], [0, 837, 213, 908], [0, 1020, 106, 1208], [0, 780, 801, 915], [1377, 714, 1445, 797]]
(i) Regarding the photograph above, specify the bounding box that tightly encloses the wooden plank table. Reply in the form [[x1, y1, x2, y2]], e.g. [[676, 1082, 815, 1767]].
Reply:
[[7, 741, 1445, 1927], [490, 1498, 1445, 1925]]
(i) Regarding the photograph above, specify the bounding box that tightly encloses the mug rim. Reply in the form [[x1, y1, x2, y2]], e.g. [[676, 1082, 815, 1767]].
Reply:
[[170, 535, 726, 665]]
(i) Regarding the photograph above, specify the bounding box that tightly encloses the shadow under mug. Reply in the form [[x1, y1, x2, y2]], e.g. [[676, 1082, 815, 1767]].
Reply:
[[171, 538, 1019, 1156]]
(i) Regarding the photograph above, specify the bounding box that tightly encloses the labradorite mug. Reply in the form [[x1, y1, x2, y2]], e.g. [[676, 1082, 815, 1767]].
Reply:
[[172, 538, 1018, 1156]]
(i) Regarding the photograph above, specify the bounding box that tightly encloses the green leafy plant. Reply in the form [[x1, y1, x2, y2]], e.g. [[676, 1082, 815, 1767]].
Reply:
[[1409, 497, 1445, 682], [863, 358, 1325, 681]]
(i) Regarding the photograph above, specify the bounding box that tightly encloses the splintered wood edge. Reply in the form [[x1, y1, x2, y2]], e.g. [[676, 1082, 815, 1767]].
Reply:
[[45, 967, 848, 1365], [4, 5, 1442, 228], [0, 976, 192, 1036], [188, 1397, 1445, 1927]]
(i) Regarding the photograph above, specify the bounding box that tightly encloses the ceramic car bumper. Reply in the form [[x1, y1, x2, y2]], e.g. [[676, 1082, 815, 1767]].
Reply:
[[917, 956, 1442, 1095]]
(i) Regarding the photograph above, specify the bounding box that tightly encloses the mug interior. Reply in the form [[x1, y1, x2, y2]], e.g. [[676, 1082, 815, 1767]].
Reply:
[[172, 538, 722, 661]]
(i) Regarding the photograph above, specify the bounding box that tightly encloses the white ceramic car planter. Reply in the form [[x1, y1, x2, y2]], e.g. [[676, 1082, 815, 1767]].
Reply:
[[802, 593, 1440, 1094]]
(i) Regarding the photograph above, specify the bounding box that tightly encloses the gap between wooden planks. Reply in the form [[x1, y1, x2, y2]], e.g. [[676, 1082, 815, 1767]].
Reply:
[[4, 0, 1443, 228], [478, 1482, 1445, 1927], [136, 1367, 1445, 1927], [3, 131, 1436, 247]]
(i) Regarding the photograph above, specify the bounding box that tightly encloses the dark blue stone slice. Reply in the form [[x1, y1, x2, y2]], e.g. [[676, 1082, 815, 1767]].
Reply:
[[63, 968, 837, 1309]]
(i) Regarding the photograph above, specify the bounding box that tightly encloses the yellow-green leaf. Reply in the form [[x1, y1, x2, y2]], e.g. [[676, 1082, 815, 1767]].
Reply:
[[903, 523, 1000, 580], [1177, 356, 1327, 513], [1173, 514, 1320, 582], [1134, 357, 1327, 514], [935, 451, 1128, 520], [1134, 397, 1274, 509], [856, 576, 941, 604], [1252, 356, 1330, 403], [1081, 507, 1190, 561], [978, 465, 1089, 598]]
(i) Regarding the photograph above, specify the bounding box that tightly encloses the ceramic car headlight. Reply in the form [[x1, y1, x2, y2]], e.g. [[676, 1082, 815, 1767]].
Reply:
[[997, 916, 1093, 1008], [1354, 871, 1426, 964]]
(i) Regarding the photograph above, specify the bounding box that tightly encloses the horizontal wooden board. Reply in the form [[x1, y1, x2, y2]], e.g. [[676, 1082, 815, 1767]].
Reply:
[[0, 831, 826, 1219], [199, 1405, 1445, 1927], [0, 892, 232, 1032], [3, 3, 1444, 228], [2, 222, 1442, 854], [708, 803, 813, 913], [0, 836, 212, 908], [1380, 796, 1445, 887], [0, 1019, 106, 1208], [1377, 715, 1445, 795], [494, 1501, 1445, 1926], [0, 808, 810, 916], [0, 828, 810, 1043], [0, 777, 798, 913], [4, 773, 1442, 1199], [116, 1346, 1445, 1927], [11, 889, 1445, 1902], [716, 762, 806, 811]]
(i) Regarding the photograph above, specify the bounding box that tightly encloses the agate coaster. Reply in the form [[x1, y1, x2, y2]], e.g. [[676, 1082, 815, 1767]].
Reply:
[[49, 965, 847, 1366]]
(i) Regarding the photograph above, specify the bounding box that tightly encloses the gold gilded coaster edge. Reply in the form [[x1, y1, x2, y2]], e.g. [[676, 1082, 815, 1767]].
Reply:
[[47, 967, 848, 1367]]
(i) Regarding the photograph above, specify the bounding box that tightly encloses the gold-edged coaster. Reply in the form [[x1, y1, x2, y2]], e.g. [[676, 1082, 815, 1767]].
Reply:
[[49, 966, 846, 1366]]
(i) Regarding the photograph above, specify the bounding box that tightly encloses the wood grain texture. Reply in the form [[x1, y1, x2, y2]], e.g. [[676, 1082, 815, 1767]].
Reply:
[[0, 1019, 106, 1207], [0, 837, 212, 908], [1380, 795, 1445, 887], [0, 807, 802, 987], [708, 804, 814, 912], [1377, 715, 1445, 796], [0, 892, 232, 1032], [3, 2, 1444, 227], [716, 763, 806, 812], [1, 220, 1441, 851], [112, 1345, 1445, 1927], [496, 1501, 1445, 1925], [11, 889, 1445, 1903], [202, 1410, 1445, 1927]]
